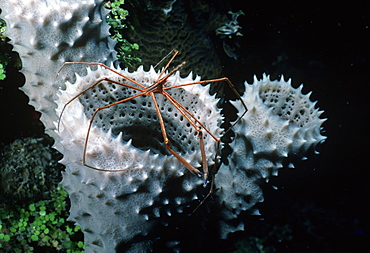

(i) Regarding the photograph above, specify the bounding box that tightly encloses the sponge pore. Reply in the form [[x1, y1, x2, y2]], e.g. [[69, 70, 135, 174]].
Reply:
[[259, 80, 317, 127]]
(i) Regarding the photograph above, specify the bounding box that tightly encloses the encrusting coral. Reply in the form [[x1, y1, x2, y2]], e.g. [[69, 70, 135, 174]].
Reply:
[[0, 137, 63, 205], [0, 0, 326, 252]]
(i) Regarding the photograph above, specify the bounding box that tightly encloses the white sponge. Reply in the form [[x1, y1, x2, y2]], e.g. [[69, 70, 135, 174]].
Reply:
[[215, 74, 326, 237], [55, 65, 222, 252]]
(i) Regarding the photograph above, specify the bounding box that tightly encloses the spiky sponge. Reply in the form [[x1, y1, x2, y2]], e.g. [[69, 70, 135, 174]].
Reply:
[[0, 0, 117, 138], [215, 74, 326, 236], [1, 0, 327, 250], [56, 65, 223, 252]]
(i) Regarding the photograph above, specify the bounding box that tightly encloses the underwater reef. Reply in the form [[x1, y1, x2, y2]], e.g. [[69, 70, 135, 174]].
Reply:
[[0, 137, 62, 205], [0, 137, 85, 252], [0, 2, 346, 252]]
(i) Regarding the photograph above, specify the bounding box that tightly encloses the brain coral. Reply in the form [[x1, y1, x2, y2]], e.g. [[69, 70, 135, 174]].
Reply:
[[123, 0, 231, 90]]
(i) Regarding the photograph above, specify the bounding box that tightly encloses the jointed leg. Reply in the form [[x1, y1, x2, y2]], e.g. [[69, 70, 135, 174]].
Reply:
[[163, 91, 220, 141], [163, 77, 248, 132], [157, 92, 213, 181], [156, 49, 180, 80], [150, 93, 206, 178], [151, 49, 188, 87], [58, 62, 147, 89], [190, 138, 222, 214], [160, 76, 248, 180], [58, 77, 145, 131], [82, 92, 148, 171]]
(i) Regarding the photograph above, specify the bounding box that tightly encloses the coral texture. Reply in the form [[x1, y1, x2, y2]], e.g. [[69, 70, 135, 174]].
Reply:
[[0, 0, 117, 139], [0, 137, 62, 204], [56, 64, 222, 252], [1, 0, 326, 252], [215, 74, 326, 237], [1, 1, 223, 251], [124, 0, 230, 83]]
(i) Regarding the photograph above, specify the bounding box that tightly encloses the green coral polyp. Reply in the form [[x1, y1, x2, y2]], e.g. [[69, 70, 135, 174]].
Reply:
[[0, 185, 85, 252], [105, 0, 141, 67], [0, 63, 5, 80]]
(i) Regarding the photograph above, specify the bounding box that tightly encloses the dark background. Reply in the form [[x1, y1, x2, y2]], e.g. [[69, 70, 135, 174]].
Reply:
[[1, 0, 369, 252], [215, 0, 369, 252]]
